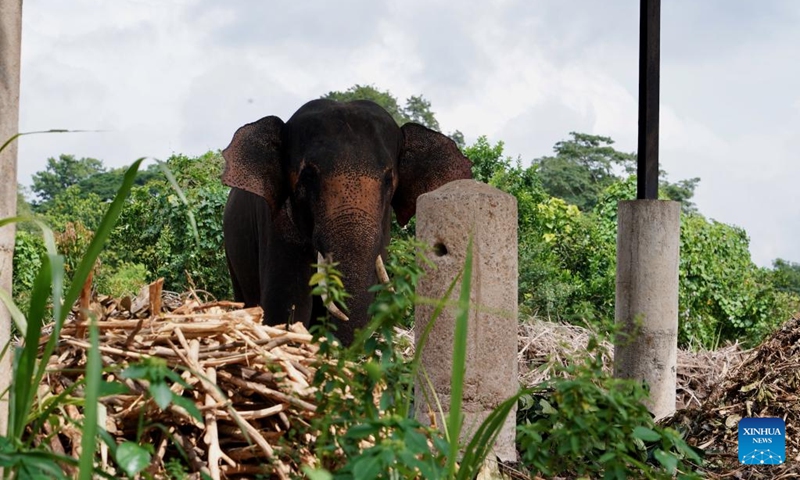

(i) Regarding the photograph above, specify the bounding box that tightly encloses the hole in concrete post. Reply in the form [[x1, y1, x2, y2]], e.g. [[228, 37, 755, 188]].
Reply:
[[433, 242, 448, 257]]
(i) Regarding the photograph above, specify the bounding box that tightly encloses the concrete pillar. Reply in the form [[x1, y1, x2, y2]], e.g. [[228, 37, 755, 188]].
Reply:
[[613, 200, 680, 420], [0, 0, 23, 437], [414, 179, 518, 463]]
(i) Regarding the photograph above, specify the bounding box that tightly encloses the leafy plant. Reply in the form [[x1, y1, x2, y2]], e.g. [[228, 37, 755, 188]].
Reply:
[[306, 238, 523, 479], [96, 262, 149, 298], [516, 334, 703, 479], [108, 152, 230, 300], [0, 155, 145, 478]]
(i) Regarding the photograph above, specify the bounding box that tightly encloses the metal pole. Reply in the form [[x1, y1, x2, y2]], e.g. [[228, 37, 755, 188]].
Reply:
[[0, 0, 23, 437], [637, 0, 660, 199]]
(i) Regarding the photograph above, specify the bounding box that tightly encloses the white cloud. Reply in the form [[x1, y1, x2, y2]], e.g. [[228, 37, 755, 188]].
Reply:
[[14, 0, 800, 267]]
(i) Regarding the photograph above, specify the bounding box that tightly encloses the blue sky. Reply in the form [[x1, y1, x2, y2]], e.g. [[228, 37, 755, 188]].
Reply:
[[17, 0, 800, 266]]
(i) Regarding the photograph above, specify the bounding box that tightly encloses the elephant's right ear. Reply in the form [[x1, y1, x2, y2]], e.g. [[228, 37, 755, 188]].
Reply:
[[221, 116, 286, 215]]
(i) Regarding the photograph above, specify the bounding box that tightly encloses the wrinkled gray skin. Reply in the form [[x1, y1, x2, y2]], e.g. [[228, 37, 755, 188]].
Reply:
[[221, 99, 472, 345]]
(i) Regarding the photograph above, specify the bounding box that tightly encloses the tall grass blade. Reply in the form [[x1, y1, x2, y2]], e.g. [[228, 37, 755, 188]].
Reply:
[[456, 390, 525, 479], [9, 253, 57, 441], [33, 159, 144, 391], [446, 236, 473, 477], [156, 160, 199, 244], [0, 216, 57, 256], [403, 272, 462, 416], [0, 130, 74, 153], [77, 315, 101, 479], [0, 287, 26, 333]]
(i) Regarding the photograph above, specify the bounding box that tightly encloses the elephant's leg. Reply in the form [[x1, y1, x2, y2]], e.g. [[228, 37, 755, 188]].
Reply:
[[261, 209, 316, 327], [223, 188, 269, 308]]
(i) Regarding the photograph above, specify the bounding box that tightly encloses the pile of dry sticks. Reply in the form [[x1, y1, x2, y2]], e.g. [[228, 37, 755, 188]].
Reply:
[[37, 279, 320, 479]]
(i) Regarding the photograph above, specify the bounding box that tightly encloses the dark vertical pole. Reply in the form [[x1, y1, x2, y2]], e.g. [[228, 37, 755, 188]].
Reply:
[[637, 0, 660, 199]]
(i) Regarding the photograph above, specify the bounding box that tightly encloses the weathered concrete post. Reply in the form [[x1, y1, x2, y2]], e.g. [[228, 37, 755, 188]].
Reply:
[[614, 200, 680, 419], [0, 0, 23, 437], [414, 179, 518, 462]]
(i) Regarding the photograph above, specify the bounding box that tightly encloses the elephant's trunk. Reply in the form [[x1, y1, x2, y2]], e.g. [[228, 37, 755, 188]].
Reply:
[[315, 211, 387, 345]]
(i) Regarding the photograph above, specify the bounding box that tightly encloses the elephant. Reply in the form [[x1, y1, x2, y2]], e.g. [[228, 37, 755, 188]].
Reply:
[[221, 99, 473, 345]]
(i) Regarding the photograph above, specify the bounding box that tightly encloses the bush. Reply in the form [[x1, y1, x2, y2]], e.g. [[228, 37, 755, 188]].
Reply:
[[516, 335, 703, 479], [96, 262, 149, 298], [12, 229, 45, 311], [108, 152, 231, 300]]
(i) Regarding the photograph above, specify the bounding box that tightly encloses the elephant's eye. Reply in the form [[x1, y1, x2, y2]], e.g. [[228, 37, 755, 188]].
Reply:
[[383, 170, 394, 190], [297, 166, 319, 196]]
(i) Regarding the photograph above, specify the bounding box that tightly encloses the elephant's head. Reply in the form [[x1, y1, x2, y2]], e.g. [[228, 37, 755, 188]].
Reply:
[[221, 99, 472, 344]]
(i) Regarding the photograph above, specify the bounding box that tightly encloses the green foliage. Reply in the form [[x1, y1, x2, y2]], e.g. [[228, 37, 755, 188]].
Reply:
[[96, 262, 149, 298], [516, 335, 703, 479], [535, 132, 635, 211], [771, 258, 800, 295], [469, 130, 792, 346], [109, 152, 231, 299], [121, 357, 203, 422], [77, 164, 162, 202], [463, 135, 510, 183], [0, 159, 145, 479], [403, 95, 441, 131], [534, 132, 700, 213], [306, 240, 518, 479], [323, 84, 407, 125], [322, 84, 465, 146], [12, 230, 45, 311], [54, 221, 95, 286], [31, 154, 105, 206], [679, 214, 793, 347], [307, 242, 448, 478], [16, 184, 34, 222], [42, 185, 105, 232], [322, 84, 439, 131], [660, 175, 700, 213]]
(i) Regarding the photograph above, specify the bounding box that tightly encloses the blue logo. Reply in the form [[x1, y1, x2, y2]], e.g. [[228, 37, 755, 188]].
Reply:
[[738, 417, 785, 465]]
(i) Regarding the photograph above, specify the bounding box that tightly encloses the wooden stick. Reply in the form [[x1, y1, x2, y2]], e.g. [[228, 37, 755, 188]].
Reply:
[[204, 367, 222, 480]]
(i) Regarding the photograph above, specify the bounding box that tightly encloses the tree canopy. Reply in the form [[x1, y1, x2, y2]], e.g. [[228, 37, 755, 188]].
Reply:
[[321, 84, 463, 148], [31, 154, 105, 205], [534, 132, 699, 212]]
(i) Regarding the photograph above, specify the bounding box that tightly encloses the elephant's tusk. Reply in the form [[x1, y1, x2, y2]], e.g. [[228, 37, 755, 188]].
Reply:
[[317, 252, 349, 322], [375, 255, 395, 292]]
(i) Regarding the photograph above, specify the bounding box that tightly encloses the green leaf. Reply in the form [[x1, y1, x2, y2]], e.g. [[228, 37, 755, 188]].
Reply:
[[540, 399, 557, 415], [116, 442, 152, 477], [149, 381, 173, 409], [346, 423, 380, 440], [99, 380, 131, 397], [351, 451, 382, 480], [78, 316, 102, 480], [446, 236, 473, 477], [171, 393, 205, 424], [0, 286, 27, 333], [654, 449, 678, 474], [632, 426, 661, 442], [120, 364, 149, 380], [301, 467, 333, 480]]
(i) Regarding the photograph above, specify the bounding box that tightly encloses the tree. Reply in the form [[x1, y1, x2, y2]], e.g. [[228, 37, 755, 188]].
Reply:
[[43, 185, 104, 232], [403, 95, 440, 131], [535, 132, 700, 212], [16, 183, 33, 217], [534, 133, 634, 211], [30, 154, 105, 205], [660, 175, 700, 213], [76, 163, 161, 202], [323, 84, 409, 125], [322, 84, 443, 130], [772, 259, 800, 295]]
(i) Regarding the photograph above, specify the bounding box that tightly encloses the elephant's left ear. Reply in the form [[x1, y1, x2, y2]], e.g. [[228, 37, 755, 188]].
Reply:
[[393, 123, 473, 226], [221, 115, 287, 215]]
